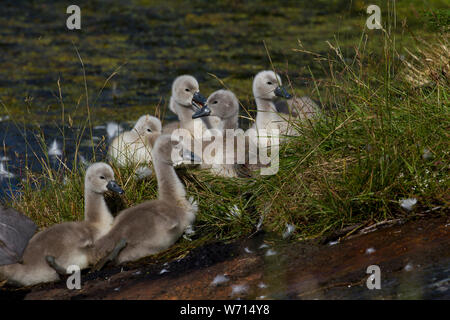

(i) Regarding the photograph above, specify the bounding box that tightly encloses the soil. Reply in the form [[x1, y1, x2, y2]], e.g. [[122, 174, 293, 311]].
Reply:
[[1, 215, 448, 300]]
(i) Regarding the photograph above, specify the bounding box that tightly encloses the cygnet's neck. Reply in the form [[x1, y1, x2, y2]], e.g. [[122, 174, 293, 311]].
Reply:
[[220, 113, 239, 131], [84, 189, 114, 232], [172, 99, 194, 125], [254, 97, 282, 129], [153, 153, 189, 209]]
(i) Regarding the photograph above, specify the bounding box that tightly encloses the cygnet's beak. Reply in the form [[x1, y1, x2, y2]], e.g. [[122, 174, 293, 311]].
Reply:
[[107, 180, 124, 195], [192, 105, 211, 119], [274, 86, 293, 99], [192, 91, 207, 110], [183, 149, 202, 163]]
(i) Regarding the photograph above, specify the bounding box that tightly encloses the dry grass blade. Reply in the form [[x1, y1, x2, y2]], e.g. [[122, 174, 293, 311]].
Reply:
[[401, 35, 450, 87]]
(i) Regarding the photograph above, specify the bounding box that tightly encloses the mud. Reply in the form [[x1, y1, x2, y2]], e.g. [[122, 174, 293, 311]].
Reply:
[[1, 215, 448, 300]]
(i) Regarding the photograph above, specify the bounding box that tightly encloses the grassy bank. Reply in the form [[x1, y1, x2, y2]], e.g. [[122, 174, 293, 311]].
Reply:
[[3, 2, 449, 264]]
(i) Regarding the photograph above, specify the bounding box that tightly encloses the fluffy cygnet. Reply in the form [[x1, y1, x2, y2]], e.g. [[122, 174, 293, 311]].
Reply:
[[90, 135, 198, 268], [0, 163, 123, 286], [108, 115, 162, 168]]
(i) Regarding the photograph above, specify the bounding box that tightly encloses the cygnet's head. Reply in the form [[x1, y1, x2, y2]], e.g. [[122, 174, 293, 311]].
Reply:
[[133, 115, 162, 138], [192, 90, 239, 120], [152, 134, 200, 166], [253, 70, 292, 100], [171, 75, 206, 109], [85, 162, 124, 195]]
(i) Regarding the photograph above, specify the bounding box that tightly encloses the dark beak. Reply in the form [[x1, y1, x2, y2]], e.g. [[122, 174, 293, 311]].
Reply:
[[192, 91, 207, 110], [182, 149, 202, 163], [107, 181, 124, 195], [274, 86, 293, 99], [192, 105, 211, 119]]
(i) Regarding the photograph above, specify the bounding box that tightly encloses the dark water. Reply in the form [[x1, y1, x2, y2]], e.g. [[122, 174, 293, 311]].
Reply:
[[0, 120, 133, 199], [1, 0, 353, 113]]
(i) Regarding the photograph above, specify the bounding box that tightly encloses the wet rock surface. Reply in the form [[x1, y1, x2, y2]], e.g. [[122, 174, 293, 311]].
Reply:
[[1, 215, 449, 300]]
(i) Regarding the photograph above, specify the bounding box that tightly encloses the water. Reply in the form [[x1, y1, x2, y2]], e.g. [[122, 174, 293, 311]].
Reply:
[[0, 120, 133, 199], [1, 0, 342, 115]]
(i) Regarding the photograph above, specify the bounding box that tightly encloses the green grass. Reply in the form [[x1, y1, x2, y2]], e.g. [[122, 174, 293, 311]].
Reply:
[[2, 1, 449, 264]]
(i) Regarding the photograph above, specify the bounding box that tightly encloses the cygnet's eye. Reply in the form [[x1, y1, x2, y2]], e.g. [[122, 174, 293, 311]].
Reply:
[[147, 128, 152, 132], [267, 81, 273, 85], [185, 88, 190, 92], [100, 176, 105, 180], [213, 101, 218, 104]]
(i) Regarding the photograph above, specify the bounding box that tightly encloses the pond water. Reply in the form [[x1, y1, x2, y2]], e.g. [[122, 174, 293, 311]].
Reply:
[[0, 120, 133, 198]]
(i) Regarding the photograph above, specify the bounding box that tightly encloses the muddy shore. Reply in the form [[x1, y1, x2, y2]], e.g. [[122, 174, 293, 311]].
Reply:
[[1, 215, 448, 300]]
